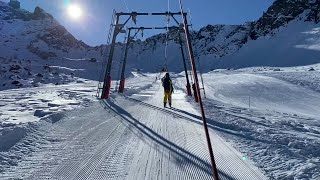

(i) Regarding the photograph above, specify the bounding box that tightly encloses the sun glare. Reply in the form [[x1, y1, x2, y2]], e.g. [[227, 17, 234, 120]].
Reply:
[[67, 4, 82, 19]]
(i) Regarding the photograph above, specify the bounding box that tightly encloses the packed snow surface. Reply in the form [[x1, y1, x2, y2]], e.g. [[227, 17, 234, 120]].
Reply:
[[203, 73, 320, 118], [1, 65, 320, 180]]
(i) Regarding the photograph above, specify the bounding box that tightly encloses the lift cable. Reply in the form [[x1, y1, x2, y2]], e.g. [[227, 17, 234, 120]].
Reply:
[[164, 6, 170, 71], [122, 0, 130, 12]]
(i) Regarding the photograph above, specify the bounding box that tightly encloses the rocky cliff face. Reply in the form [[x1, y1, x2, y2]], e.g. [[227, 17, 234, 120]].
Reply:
[[250, 0, 320, 39], [0, 2, 53, 21]]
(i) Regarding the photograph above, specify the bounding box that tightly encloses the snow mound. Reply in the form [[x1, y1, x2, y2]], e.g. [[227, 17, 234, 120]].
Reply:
[[0, 126, 27, 151], [0, 81, 96, 126], [204, 73, 320, 118]]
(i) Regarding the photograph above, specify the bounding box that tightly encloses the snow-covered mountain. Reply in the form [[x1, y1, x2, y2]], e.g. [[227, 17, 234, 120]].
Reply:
[[129, 0, 320, 70], [251, 0, 320, 39], [214, 0, 320, 69], [125, 24, 252, 73], [1, 0, 320, 90], [0, 1, 105, 90], [0, 2, 95, 60]]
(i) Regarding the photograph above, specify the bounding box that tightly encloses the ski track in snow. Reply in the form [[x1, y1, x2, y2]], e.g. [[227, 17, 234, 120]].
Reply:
[[1, 70, 320, 179], [1, 78, 267, 180], [174, 71, 320, 180]]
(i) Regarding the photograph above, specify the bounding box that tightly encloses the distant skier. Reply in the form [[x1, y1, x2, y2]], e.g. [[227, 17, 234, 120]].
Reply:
[[161, 72, 174, 108]]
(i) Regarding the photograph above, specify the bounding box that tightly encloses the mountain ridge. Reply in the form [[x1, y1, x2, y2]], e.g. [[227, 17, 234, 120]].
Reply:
[[0, 0, 320, 90]]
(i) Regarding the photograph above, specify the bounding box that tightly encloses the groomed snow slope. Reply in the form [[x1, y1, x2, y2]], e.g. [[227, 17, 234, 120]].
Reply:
[[1, 67, 319, 179], [203, 72, 320, 118], [174, 67, 320, 179], [0, 75, 267, 180]]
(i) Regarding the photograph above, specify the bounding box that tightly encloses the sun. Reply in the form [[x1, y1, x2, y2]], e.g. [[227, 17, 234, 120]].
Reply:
[[67, 4, 82, 19]]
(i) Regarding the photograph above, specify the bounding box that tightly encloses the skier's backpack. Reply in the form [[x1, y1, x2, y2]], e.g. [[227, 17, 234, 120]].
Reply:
[[162, 77, 171, 91]]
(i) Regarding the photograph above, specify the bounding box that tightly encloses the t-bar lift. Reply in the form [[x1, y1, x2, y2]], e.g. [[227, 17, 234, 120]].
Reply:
[[99, 10, 220, 180]]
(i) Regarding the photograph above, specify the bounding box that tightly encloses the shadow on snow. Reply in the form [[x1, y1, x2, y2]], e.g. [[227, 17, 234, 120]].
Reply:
[[100, 98, 236, 180]]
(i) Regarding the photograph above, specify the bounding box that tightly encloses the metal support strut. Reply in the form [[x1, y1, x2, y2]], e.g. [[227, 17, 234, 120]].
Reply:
[[101, 12, 187, 99], [99, 9, 219, 179], [101, 14, 120, 99], [119, 29, 132, 93], [179, 1, 220, 179], [178, 30, 192, 96]]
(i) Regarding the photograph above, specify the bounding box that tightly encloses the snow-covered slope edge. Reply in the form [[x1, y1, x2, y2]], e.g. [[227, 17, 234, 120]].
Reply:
[[175, 64, 320, 179]]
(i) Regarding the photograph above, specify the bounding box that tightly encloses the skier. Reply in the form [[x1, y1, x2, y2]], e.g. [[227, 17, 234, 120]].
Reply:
[[161, 72, 174, 108]]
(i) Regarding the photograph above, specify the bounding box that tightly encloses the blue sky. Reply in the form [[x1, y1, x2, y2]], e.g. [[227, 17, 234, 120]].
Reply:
[[4, 0, 274, 46]]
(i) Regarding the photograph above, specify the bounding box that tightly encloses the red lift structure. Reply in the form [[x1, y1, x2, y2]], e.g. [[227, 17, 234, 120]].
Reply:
[[97, 9, 219, 180], [98, 11, 194, 99], [118, 25, 191, 96]]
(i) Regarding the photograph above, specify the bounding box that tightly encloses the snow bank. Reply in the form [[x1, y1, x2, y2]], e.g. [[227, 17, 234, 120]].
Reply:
[[174, 66, 320, 179], [203, 72, 320, 118], [0, 81, 96, 126]]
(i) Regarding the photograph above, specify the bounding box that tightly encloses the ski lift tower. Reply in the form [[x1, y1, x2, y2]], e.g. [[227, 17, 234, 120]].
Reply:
[[98, 9, 220, 180], [118, 25, 192, 96], [100, 11, 191, 99]]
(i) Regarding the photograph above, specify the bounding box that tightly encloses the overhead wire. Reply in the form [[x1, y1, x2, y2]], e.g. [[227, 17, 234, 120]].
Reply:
[[164, 0, 170, 72], [122, 0, 130, 12]]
